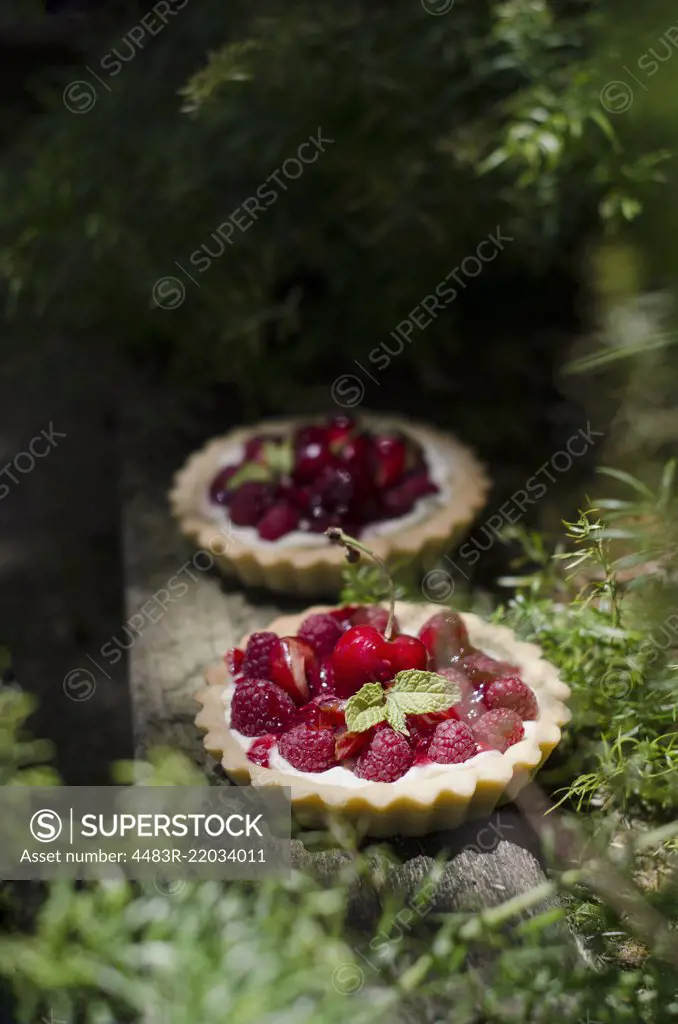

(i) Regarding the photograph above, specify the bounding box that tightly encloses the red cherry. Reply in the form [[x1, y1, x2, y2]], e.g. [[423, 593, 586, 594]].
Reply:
[[461, 652, 518, 685], [229, 482, 274, 526], [327, 416, 356, 447], [292, 426, 332, 484], [419, 612, 471, 665], [209, 465, 239, 505], [331, 625, 393, 698], [340, 433, 371, 468], [257, 501, 300, 540], [372, 434, 407, 489], [384, 634, 428, 676], [331, 625, 429, 698]]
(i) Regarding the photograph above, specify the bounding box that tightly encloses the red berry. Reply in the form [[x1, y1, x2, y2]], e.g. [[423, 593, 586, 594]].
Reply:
[[355, 726, 414, 782], [247, 734, 277, 767], [428, 720, 477, 764], [335, 728, 372, 761], [401, 472, 438, 501], [268, 636, 314, 704], [331, 625, 393, 698], [243, 433, 277, 461], [230, 678, 298, 737], [279, 724, 337, 772], [242, 632, 281, 679], [292, 426, 332, 484], [473, 709, 524, 753], [225, 647, 244, 676], [297, 694, 346, 728], [419, 612, 471, 665], [327, 416, 356, 447], [209, 465, 239, 505], [484, 676, 538, 720], [229, 481, 274, 526], [339, 433, 371, 468], [307, 657, 337, 697], [436, 667, 486, 724], [351, 606, 399, 635], [298, 613, 343, 658], [257, 501, 300, 540], [329, 605, 359, 630], [385, 634, 429, 676], [462, 652, 519, 685], [372, 434, 407, 489], [380, 484, 416, 519]]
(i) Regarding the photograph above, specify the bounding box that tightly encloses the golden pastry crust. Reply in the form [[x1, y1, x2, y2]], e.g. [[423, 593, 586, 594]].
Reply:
[[195, 602, 571, 837], [170, 415, 489, 596]]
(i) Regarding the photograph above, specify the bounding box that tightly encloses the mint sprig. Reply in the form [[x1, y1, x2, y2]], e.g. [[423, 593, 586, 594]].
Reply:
[[344, 670, 461, 737], [226, 462, 272, 490]]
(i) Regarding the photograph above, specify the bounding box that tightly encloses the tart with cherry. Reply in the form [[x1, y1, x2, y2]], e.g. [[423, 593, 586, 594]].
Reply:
[[196, 531, 570, 836], [171, 413, 488, 595]]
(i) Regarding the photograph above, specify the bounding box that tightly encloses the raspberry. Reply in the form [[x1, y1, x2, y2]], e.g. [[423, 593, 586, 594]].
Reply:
[[298, 613, 344, 657], [428, 720, 477, 764], [473, 709, 524, 753], [242, 631, 280, 678], [278, 724, 336, 772], [484, 676, 538, 720], [230, 678, 297, 737], [354, 726, 414, 782]]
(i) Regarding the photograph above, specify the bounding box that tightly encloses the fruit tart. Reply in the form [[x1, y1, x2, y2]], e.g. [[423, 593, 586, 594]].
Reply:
[[170, 413, 488, 595], [196, 534, 570, 837]]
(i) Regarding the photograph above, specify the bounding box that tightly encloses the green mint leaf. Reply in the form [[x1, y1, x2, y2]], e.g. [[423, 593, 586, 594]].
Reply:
[[226, 462, 272, 490], [262, 438, 294, 476], [386, 689, 459, 721], [384, 669, 461, 728], [344, 682, 387, 733], [386, 700, 409, 736], [391, 670, 461, 704]]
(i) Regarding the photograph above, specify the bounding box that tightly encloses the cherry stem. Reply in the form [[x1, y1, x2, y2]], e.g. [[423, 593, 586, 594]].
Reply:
[[325, 527, 396, 640]]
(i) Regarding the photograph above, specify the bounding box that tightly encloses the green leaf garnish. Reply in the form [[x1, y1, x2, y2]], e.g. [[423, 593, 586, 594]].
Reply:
[[344, 682, 387, 733], [344, 671, 461, 736], [226, 462, 272, 490], [262, 438, 294, 476]]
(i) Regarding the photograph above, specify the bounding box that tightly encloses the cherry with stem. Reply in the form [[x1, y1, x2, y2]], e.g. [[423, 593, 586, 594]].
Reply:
[[325, 526, 396, 640]]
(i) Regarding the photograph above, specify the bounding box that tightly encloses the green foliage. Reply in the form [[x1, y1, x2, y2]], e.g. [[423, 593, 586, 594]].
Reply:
[[0, 0, 660, 412]]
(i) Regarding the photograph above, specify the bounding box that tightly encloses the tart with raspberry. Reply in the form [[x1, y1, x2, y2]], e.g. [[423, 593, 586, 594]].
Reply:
[[170, 413, 488, 595], [196, 573, 570, 837]]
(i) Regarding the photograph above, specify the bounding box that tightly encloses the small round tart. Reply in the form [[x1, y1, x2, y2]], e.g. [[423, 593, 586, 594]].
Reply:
[[195, 602, 571, 837], [170, 414, 489, 596]]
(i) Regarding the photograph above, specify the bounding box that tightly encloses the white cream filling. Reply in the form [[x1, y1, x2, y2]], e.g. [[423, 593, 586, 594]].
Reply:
[[202, 426, 454, 549], [223, 678, 540, 790]]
